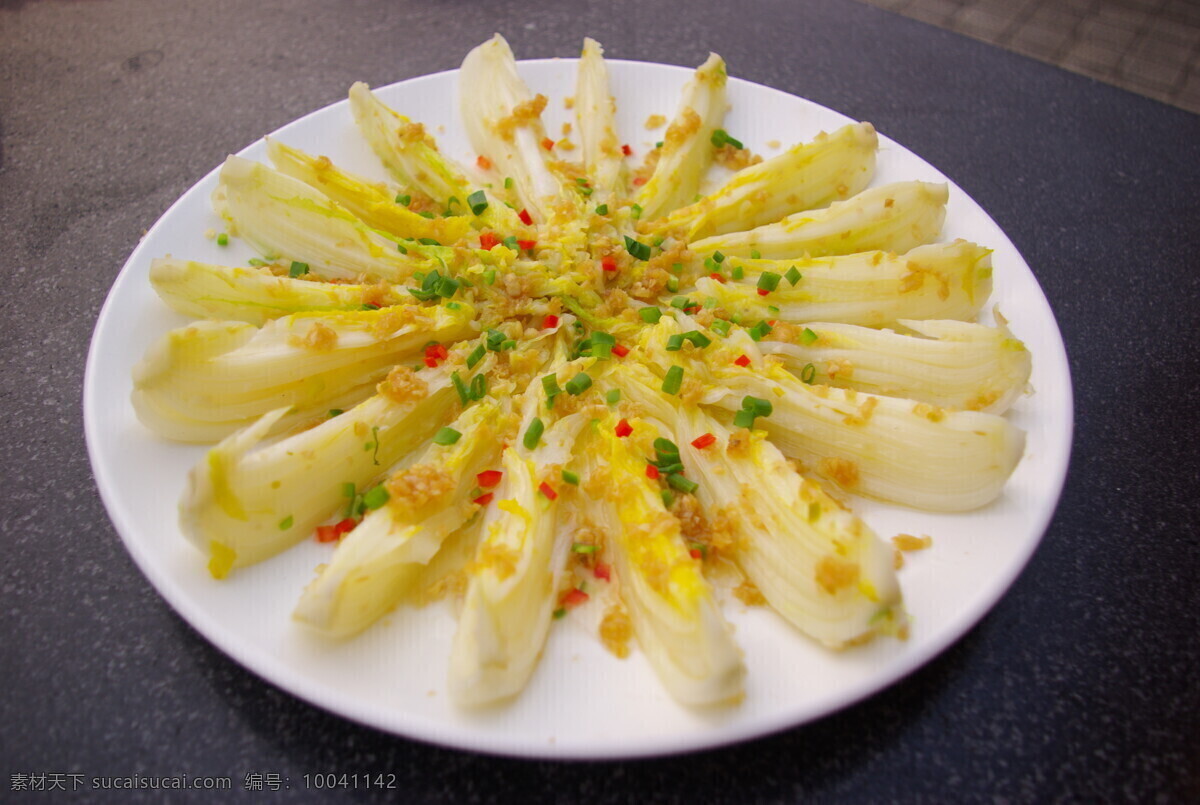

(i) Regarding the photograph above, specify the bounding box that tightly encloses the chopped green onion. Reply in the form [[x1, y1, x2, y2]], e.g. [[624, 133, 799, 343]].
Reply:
[[418, 237, 440, 246], [667, 473, 698, 493], [216, 233, 229, 247], [731, 265, 744, 280], [666, 277, 679, 293], [624, 236, 651, 261], [661, 489, 674, 508], [733, 409, 756, 429], [710, 129, 744, 150], [467, 189, 488, 215], [500, 339, 517, 351], [504, 177, 514, 189], [703, 297, 718, 309], [631, 203, 643, 220], [553, 607, 567, 619], [639, 307, 662, 324], [436, 275, 460, 297], [503, 235, 519, 250], [801, 362, 817, 384], [750, 249, 761, 259], [785, 265, 802, 285], [469, 373, 487, 400], [655, 140, 664, 148], [485, 329, 506, 351], [606, 389, 621, 404], [248, 258, 266, 267], [665, 334, 684, 351], [683, 331, 711, 349], [710, 319, 731, 337], [704, 256, 721, 273], [288, 261, 309, 278], [278, 515, 293, 530], [395, 194, 411, 206], [580, 186, 594, 197], [757, 271, 782, 293], [562, 471, 581, 486], [654, 437, 679, 456], [743, 396, 774, 417], [342, 482, 356, 499], [801, 327, 819, 345], [418, 211, 435, 219], [749, 320, 773, 341], [565, 372, 593, 395], [523, 417, 544, 450], [327, 409, 343, 418], [542, 374, 561, 399], [670, 296, 692, 310], [397, 243, 408, 254], [662, 365, 684, 395], [595, 204, 608, 215], [483, 269, 496, 285], [433, 427, 462, 445], [362, 485, 390, 509], [451, 371, 470, 405], [467, 344, 486, 369]]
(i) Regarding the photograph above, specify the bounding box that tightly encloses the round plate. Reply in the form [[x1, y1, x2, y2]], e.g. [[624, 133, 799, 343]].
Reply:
[[84, 58, 1073, 759]]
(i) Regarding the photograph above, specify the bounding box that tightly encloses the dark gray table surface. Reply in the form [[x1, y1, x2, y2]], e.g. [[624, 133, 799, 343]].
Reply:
[[2, 0, 1197, 801]]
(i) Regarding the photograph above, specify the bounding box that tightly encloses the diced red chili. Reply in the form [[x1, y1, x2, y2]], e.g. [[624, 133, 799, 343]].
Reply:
[[561, 587, 589, 608], [601, 257, 618, 272], [518, 208, 533, 226], [472, 492, 494, 506], [621, 144, 632, 156], [479, 231, 500, 250], [476, 155, 492, 170], [689, 548, 702, 560], [709, 273, 726, 283], [476, 470, 503, 488], [734, 354, 751, 367], [593, 563, 612, 582], [757, 288, 770, 296], [691, 433, 717, 449], [316, 525, 340, 543], [632, 176, 647, 186], [645, 464, 660, 480], [541, 137, 555, 151], [612, 344, 629, 357], [517, 239, 537, 251], [538, 481, 558, 500], [615, 418, 633, 437], [542, 314, 559, 329]]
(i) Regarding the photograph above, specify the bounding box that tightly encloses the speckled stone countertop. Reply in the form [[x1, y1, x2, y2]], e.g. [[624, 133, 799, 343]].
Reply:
[[2, 0, 1197, 801]]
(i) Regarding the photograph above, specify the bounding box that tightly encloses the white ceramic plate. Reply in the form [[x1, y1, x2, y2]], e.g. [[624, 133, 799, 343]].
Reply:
[[84, 58, 1073, 759]]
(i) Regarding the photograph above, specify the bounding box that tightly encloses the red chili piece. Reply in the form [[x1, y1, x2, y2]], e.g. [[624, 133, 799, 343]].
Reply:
[[709, 273, 726, 283], [593, 563, 612, 582], [476, 470, 503, 488], [541, 137, 555, 151], [518, 208, 533, 226], [472, 492, 494, 506], [479, 232, 500, 250], [614, 418, 633, 437], [561, 588, 589, 608], [632, 176, 647, 186], [601, 257, 618, 272], [691, 433, 717, 449], [612, 344, 629, 358], [734, 354, 751, 367], [517, 239, 537, 251], [542, 314, 559, 330], [621, 144, 632, 156], [538, 481, 558, 500], [645, 464, 659, 480], [476, 155, 492, 170]]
